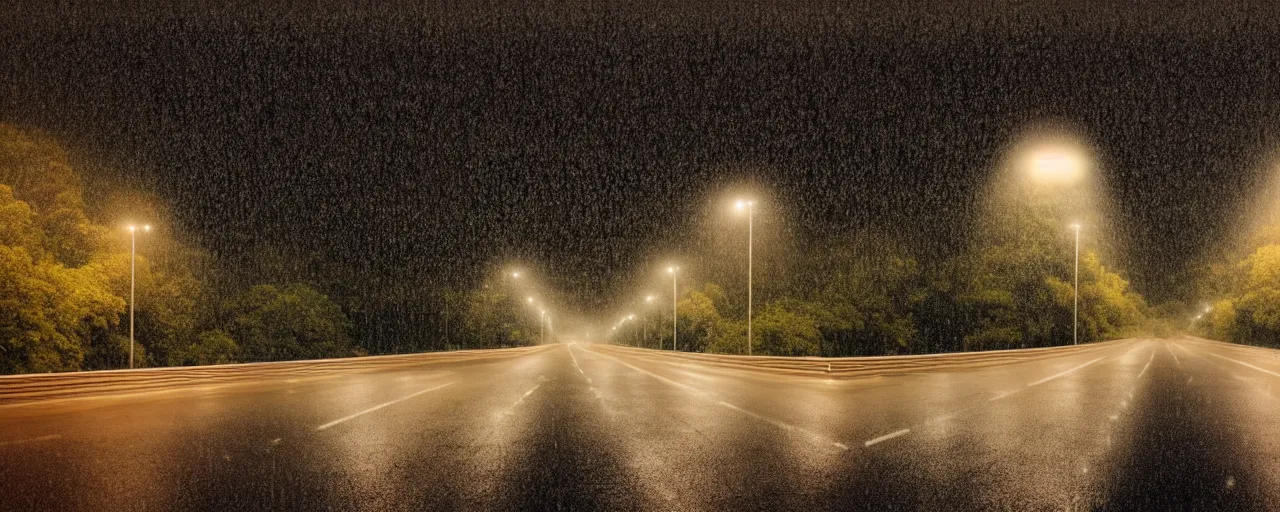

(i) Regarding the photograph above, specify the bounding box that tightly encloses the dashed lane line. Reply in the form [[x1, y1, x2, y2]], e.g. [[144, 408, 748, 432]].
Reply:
[[1166, 342, 1182, 369], [316, 382, 455, 431], [0, 434, 61, 447], [1138, 350, 1155, 379], [574, 344, 848, 452], [864, 429, 910, 447]]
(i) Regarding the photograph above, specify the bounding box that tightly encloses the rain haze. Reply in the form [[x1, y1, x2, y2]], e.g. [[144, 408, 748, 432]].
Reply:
[[3, 2, 1280, 510]]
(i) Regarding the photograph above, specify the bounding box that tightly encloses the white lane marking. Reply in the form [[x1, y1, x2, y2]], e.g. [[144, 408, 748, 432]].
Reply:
[[989, 389, 1019, 402], [929, 413, 957, 424], [316, 382, 455, 431], [1166, 343, 1182, 369], [716, 401, 850, 450], [864, 429, 911, 447], [1138, 350, 1155, 379], [988, 356, 1106, 402], [1208, 353, 1280, 379], [0, 434, 61, 447], [503, 383, 543, 414], [1027, 357, 1106, 388], [567, 344, 585, 375], [576, 345, 848, 451]]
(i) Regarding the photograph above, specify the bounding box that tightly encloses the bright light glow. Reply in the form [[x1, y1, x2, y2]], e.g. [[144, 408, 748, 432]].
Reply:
[[734, 198, 755, 211], [667, 266, 676, 274], [645, 295, 654, 303], [628, 314, 635, 320], [1070, 223, 1081, 230], [511, 271, 520, 278], [143, 224, 151, 232], [127, 225, 136, 232], [1026, 146, 1088, 184], [526, 297, 534, 303]]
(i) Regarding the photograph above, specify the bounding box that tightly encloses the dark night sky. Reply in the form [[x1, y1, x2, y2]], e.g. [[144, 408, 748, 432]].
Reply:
[[4, 2, 1280, 313]]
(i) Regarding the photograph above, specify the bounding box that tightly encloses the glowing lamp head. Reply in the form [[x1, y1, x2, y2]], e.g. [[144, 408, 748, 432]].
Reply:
[[646, 295, 654, 303], [628, 314, 635, 320], [128, 225, 136, 232], [526, 297, 534, 303], [1070, 223, 1081, 230], [143, 224, 151, 232], [1026, 146, 1087, 184], [511, 271, 520, 278]]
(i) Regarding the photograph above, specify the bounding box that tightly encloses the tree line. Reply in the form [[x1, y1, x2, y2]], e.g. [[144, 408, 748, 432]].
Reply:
[[0, 123, 1178, 372]]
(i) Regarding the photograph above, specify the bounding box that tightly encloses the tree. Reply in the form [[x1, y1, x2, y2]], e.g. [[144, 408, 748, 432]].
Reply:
[[456, 283, 536, 349], [674, 283, 736, 353], [177, 330, 239, 366], [226, 284, 354, 362], [801, 232, 930, 356], [752, 300, 821, 356], [0, 184, 126, 373], [1209, 244, 1280, 346]]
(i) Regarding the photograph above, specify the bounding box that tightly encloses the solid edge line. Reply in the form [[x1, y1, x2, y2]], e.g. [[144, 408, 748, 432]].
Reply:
[[1208, 353, 1280, 379], [316, 382, 455, 431]]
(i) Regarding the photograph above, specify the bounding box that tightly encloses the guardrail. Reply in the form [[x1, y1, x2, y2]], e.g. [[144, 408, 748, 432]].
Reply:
[[585, 338, 1136, 379], [0, 345, 553, 406], [1177, 335, 1280, 361]]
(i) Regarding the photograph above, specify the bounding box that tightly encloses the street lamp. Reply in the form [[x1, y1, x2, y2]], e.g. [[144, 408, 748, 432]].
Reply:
[[1026, 145, 1087, 185], [540, 309, 546, 344], [127, 224, 150, 369], [667, 266, 679, 351], [734, 199, 756, 356], [645, 295, 655, 348], [1071, 223, 1080, 345]]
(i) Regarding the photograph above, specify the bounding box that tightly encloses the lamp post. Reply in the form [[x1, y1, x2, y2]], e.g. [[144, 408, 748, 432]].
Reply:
[[667, 266, 678, 351], [127, 224, 150, 369], [645, 295, 654, 348], [540, 309, 546, 344], [735, 199, 755, 356], [1071, 223, 1080, 345]]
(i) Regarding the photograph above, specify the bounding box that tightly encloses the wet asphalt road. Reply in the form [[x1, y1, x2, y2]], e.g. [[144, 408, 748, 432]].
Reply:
[[2, 338, 1279, 511]]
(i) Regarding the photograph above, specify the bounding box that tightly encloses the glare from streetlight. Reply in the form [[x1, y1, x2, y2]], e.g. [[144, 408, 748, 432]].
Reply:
[[645, 295, 654, 303], [734, 198, 755, 211], [628, 314, 635, 320], [1026, 145, 1088, 184], [526, 297, 534, 303], [511, 271, 520, 278]]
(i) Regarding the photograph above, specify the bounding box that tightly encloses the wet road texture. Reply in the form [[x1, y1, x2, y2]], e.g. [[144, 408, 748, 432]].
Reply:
[[2, 337, 1280, 510]]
